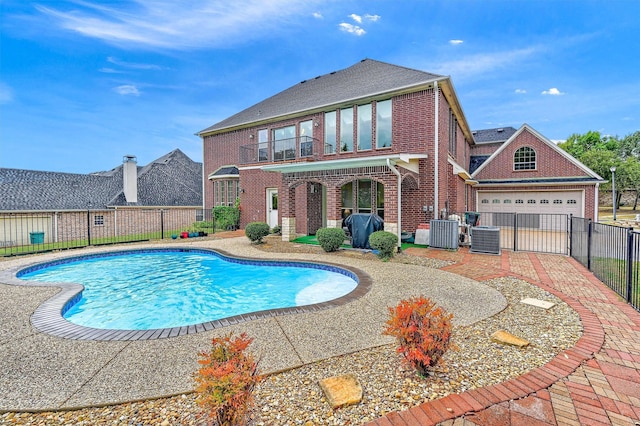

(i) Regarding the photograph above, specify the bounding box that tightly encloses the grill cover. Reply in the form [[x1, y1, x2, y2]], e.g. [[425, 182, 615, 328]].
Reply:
[[343, 213, 384, 249]]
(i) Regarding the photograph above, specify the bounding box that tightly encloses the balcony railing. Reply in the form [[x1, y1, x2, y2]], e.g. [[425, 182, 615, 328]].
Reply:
[[239, 136, 331, 165]]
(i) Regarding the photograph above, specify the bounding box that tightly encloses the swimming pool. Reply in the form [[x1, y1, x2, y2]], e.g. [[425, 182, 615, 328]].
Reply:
[[17, 248, 363, 333]]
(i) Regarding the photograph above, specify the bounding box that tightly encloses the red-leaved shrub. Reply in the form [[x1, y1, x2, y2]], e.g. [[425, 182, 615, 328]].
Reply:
[[194, 333, 261, 426], [383, 296, 454, 376]]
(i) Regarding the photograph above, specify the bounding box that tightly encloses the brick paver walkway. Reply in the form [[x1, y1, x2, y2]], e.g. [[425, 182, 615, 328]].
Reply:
[[365, 248, 640, 426]]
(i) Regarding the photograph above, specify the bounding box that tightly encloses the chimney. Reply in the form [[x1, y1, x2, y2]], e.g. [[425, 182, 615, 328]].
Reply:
[[123, 155, 138, 203]]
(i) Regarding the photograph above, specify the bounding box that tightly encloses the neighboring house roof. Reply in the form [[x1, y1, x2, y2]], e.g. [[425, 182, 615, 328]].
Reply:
[[198, 58, 444, 135], [470, 124, 604, 182], [469, 155, 491, 174], [472, 127, 517, 144], [0, 149, 202, 210]]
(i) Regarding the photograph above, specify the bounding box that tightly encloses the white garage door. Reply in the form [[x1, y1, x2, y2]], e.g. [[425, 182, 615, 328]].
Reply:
[[477, 191, 583, 229]]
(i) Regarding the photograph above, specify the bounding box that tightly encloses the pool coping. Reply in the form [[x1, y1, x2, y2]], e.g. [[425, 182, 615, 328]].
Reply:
[[1, 247, 373, 341]]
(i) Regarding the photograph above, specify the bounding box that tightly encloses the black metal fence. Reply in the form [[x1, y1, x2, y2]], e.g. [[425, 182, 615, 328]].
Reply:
[[0, 208, 214, 257], [570, 217, 639, 311]]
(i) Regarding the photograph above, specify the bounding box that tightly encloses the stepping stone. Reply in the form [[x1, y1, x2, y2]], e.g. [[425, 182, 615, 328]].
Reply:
[[521, 298, 555, 310], [491, 330, 530, 347], [319, 374, 363, 409]]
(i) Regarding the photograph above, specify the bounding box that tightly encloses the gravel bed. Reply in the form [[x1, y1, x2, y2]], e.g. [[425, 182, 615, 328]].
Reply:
[[0, 241, 581, 426]]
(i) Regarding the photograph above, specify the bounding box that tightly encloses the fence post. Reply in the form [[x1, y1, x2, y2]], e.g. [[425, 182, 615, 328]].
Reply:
[[569, 214, 573, 257], [587, 219, 592, 271], [86, 209, 92, 246], [626, 227, 634, 304], [513, 213, 518, 251], [161, 209, 165, 239]]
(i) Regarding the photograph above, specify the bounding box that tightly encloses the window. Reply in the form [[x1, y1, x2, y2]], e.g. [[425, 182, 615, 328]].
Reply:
[[528, 199, 536, 204], [212, 180, 239, 206], [541, 199, 549, 204], [272, 125, 296, 161], [299, 120, 313, 157], [514, 146, 536, 170], [357, 104, 372, 150], [324, 111, 336, 154], [94, 215, 104, 226], [567, 199, 577, 205], [340, 180, 384, 219], [492, 199, 500, 204], [481, 199, 489, 204], [515, 199, 524, 204], [376, 100, 392, 148], [448, 109, 457, 155], [553, 199, 563, 204], [504, 199, 512, 204], [257, 129, 268, 162], [340, 107, 354, 152]]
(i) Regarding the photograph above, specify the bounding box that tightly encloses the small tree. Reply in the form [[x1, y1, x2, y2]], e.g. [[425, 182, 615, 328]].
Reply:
[[383, 296, 454, 376], [369, 231, 398, 261], [316, 227, 346, 252], [245, 222, 270, 244], [194, 333, 261, 426]]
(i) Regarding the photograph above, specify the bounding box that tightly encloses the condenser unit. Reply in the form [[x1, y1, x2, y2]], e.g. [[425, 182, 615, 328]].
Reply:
[[429, 220, 459, 250], [470, 226, 501, 255]]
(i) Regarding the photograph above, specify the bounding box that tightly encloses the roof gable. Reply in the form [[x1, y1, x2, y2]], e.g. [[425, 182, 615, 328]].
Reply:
[[471, 124, 603, 181], [199, 59, 443, 134]]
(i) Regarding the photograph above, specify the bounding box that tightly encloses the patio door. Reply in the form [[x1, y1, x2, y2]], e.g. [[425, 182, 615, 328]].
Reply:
[[266, 188, 278, 228]]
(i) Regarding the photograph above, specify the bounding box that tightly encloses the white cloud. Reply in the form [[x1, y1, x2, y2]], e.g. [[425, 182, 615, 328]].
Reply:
[[35, 1, 320, 50], [349, 13, 362, 23], [429, 46, 540, 80], [364, 14, 380, 22], [515, 89, 527, 94], [114, 85, 140, 96], [339, 23, 365, 36], [312, 12, 323, 19], [99, 67, 125, 74], [449, 39, 463, 45], [107, 57, 162, 70], [0, 82, 14, 104], [542, 88, 565, 96]]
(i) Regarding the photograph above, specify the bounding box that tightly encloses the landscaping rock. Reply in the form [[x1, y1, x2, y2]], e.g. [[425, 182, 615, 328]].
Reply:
[[521, 298, 555, 310], [491, 330, 530, 347], [319, 374, 363, 409]]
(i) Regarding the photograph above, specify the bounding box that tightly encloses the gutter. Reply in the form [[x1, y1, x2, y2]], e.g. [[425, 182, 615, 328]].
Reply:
[[387, 158, 402, 250]]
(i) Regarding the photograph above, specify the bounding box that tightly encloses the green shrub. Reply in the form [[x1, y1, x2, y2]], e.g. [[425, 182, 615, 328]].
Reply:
[[369, 231, 398, 261], [316, 227, 346, 252], [271, 225, 281, 235], [383, 296, 455, 376], [213, 206, 240, 231], [245, 222, 270, 244]]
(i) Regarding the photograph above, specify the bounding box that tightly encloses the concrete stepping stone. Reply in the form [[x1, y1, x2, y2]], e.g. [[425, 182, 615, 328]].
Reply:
[[491, 330, 530, 347], [319, 374, 363, 409], [521, 298, 555, 310]]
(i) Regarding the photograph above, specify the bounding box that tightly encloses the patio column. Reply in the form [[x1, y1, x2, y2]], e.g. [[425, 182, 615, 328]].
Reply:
[[280, 184, 296, 241], [326, 185, 342, 229]]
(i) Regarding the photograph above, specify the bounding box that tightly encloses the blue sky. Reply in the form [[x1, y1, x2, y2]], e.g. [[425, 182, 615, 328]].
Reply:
[[1, 0, 639, 173]]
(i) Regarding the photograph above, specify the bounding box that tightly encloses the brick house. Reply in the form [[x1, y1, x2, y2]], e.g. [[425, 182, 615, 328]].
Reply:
[[198, 59, 602, 242]]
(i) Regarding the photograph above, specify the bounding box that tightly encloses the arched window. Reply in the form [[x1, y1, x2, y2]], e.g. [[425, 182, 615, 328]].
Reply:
[[514, 146, 536, 170]]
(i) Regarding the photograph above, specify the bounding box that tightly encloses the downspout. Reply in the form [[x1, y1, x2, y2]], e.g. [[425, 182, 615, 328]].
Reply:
[[594, 182, 600, 222], [434, 81, 439, 218], [387, 158, 402, 251], [201, 136, 206, 213]]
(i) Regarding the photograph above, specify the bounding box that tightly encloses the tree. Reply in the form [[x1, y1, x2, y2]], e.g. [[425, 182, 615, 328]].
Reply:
[[617, 157, 640, 210], [579, 149, 618, 183], [557, 131, 619, 159], [618, 130, 640, 159]]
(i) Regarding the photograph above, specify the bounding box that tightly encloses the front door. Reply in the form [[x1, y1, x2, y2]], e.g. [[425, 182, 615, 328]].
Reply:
[[266, 188, 278, 228]]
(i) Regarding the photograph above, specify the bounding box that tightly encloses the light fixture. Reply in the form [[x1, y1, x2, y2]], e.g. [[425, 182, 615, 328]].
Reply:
[[610, 166, 617, 221], [249, 134, 254, 139]]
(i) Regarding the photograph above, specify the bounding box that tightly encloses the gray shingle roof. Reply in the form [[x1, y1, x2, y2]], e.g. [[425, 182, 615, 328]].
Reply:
[[199, 59, 443, 134], [472, 127, 518, 143], [0, 149, 202, 210]]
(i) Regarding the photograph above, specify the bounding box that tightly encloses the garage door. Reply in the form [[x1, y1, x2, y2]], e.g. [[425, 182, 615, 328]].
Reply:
[[477, 191, 582, 229]]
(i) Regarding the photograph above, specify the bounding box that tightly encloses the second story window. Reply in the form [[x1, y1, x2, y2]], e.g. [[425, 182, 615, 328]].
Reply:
[[324, 111, 336, 154], [258, 129, 268, 162], [340, 107, 354, 152], [514, 146, 536, 170], [357, 103, 372, 150], [299, 120, 313, 157], [272, 125, 296, 161], [376, 99, 392, 148]]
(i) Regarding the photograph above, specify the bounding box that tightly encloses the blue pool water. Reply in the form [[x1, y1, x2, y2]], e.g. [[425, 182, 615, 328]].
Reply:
[[19, 249, 358, 330]]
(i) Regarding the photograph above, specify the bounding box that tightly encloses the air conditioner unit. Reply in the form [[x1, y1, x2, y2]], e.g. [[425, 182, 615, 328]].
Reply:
[[470, 226, 501, 255], [429, 220, 459, 250]]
